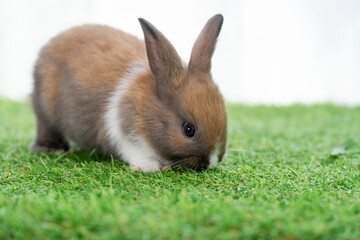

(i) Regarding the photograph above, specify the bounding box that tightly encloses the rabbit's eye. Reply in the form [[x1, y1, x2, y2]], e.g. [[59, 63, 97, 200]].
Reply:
[[183, 123, 195, 138]]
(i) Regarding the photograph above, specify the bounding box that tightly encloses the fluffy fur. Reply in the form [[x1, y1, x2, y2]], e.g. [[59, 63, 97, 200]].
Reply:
[[31, 15, 227, 172]]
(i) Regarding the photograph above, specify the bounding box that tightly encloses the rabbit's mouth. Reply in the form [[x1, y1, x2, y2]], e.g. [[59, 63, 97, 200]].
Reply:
[[166, 156, 210, 171]]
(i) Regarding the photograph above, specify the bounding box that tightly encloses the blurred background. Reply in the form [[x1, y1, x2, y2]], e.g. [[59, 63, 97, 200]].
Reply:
[[0, 0, 359, 105]]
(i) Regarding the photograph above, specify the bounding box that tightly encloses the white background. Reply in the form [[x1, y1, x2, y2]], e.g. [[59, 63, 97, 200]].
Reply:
[[0, 0, 359, 105]]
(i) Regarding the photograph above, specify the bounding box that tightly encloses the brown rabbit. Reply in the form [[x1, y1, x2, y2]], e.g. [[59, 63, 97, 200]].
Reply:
[[31, 14, 227, 172]]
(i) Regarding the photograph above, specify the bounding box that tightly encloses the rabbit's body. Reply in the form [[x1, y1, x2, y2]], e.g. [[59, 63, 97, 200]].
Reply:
[[32, 16, 227, 172], [33, 25, 147, 150]]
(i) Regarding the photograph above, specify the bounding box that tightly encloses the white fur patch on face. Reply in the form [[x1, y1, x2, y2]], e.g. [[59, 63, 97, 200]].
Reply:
[[208, 143, 221, 169], [104, 62, 162, 172], [119, 133, 162, 172]]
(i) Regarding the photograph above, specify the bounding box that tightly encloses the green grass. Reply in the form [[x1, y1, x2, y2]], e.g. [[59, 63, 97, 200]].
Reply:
[[1, 98, 360, 239]]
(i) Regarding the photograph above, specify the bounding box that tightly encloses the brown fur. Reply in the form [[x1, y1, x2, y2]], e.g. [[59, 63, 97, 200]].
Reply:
[[122, 15, 227, 169], [38, 25, 146, 89], [189, 15, 223, 73], [32, 15, 227, 171], [32, 25, 147, 153]]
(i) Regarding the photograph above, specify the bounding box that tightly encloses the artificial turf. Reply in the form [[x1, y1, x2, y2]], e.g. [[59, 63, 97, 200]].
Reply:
[[0, 98, 360, 239]]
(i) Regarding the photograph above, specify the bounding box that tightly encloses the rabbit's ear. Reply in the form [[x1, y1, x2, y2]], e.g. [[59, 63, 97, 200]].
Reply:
[[139, 18, 183, 91], [189, 14, 223, 73]]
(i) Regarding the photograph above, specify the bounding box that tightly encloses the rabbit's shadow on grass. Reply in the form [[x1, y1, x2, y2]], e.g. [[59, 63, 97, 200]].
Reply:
[[30, 147, 208, 175], [32, 148, 127, 169]]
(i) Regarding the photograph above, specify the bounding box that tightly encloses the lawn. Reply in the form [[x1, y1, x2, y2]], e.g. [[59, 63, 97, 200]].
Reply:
[[0, 98, 360, 239]]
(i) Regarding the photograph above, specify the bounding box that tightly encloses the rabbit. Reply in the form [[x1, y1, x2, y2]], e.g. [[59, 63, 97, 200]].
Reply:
[[30, 14, 227, 172]]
